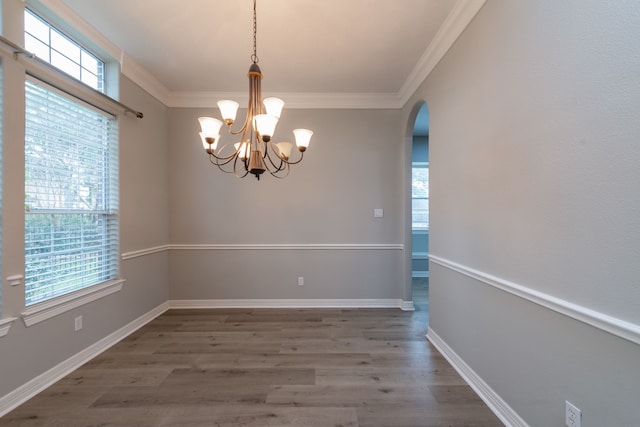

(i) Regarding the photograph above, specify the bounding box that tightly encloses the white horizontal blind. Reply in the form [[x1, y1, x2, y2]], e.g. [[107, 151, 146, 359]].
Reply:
[[25, 78, 119, 306], [0, 62, 3, 315]]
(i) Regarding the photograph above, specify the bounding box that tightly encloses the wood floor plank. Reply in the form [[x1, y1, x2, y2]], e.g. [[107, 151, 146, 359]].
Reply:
[[427, 385, 488, 404], [198, 352, 373, 369], [157, 404, 359, 427], [266, 384, 438, 408], [278, 337, 412, 354], [89, 384, 271, 408], [159, 367, 316, 387], [55, 367, 173, 387], [82, 353, 202, 370], [315, 366, 468, 387], [153, 341, 282, 354], [0, 283, 504, 426], [356, 404, 504, 427]]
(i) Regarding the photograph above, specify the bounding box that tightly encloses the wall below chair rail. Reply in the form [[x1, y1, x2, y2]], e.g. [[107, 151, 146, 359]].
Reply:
[[429, 262, 640, 427], [168, 246, 404, 301]]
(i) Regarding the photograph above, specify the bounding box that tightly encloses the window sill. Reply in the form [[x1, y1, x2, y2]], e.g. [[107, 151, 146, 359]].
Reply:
[[0, 317, 17, 338], [21, 279, 125, 327]]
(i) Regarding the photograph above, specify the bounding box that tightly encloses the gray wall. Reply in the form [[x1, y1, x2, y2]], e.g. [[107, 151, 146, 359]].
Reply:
[[0, 0, 170, 398], [167, 108, 404, 301], [402, 0, 640, 425]]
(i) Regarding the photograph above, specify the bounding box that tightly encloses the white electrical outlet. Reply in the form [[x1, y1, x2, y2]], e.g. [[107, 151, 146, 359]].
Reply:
[[74, 316, 83, 331], [565, 401, 582, 427], [374, 208, 384, 218], [298, 277, 304, 286]]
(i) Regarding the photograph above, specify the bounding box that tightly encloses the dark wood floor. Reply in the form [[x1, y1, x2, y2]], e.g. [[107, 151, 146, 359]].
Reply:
[[0, 279, 502, 426]]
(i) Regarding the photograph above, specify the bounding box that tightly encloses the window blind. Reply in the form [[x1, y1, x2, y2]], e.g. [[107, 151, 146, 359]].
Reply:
[[25, 78, 119, 306], [0, 63, 3, 315]]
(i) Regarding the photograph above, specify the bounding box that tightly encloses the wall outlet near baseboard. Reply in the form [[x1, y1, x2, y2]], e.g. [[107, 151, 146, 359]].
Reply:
[[565, 401, 581, 427], [298, 277, 304, 286], [74, 316, 83, 331]]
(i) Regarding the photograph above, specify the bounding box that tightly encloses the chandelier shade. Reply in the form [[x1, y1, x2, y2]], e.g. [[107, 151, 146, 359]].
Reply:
[[197, 0, 313, 180], [263, 97, 285, 118], [216, 100, 240, 124]]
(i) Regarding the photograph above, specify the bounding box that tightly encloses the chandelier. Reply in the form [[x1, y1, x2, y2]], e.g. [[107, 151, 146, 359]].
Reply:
[[197, 0, 313, 180]]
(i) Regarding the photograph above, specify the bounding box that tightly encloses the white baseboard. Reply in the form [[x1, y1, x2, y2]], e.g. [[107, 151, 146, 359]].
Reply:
[[0, 301, 170, 417], [401, 301, 415, 311], [170, 299, 405, 310], [427, 327, 528, 427]]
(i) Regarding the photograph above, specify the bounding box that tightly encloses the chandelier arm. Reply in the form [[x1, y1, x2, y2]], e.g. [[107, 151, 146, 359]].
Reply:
[[209, 152, 237, 167], [264, 146, 285, 171], [269, 162, 291, 178], [210, 158, 234, 174], [227, 102, 252, 137], [227, 123, 249, 136], [208, 142, 242, 164], [208, 152, 242, 176], [232, 155, 250, 178], [214, 151, 246, 175], [281, 150, 305, 166]]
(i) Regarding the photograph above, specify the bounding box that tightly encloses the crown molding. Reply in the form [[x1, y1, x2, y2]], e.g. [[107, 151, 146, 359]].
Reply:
[[398, 0, 487, 106], [120, 52, 171, 105], [36, 0, 486, 110], [167, 91, 404, 109]]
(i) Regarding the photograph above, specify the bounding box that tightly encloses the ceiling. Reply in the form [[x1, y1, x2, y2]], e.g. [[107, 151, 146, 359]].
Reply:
[[48, 0, 482, 107]]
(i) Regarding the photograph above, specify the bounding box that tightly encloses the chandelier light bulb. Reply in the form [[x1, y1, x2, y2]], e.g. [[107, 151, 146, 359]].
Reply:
[[263, 97, 285, 119], [276, 142, 293, 160], [199, 132, 219, 151], [293, 129, 313, 151], [217, 100, 240, 125], [253, 114, 278, 142], [198, 117, 223, 139]]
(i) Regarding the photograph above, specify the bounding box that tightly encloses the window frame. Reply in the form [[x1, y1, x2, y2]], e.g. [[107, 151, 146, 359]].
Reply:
[[18, 9, 124, 327], [24, 7, 105, 92]]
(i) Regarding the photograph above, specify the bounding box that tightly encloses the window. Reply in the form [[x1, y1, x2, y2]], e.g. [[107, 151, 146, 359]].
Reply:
[[24, 8, 104, 92], [24, 79, 119, 306], [412, 162, 429, 230]]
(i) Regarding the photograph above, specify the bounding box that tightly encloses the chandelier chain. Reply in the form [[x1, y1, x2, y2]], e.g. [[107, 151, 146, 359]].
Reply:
[[251, 0, 259, 64]]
